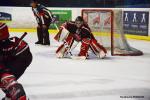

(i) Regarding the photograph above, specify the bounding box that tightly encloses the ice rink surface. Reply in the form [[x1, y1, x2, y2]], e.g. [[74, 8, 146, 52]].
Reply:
[[0, 32, 150, 100]]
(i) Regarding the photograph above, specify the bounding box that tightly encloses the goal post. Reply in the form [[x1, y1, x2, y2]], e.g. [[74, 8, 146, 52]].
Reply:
[[82, 9, 143, 56]]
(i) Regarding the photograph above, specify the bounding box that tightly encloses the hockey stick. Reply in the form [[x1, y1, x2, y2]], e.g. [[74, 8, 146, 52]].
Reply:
[[53, 23, 59, 31], [48, 12, 59, 31], [14, 32, 27, 50], [11, 32, 28, 56]]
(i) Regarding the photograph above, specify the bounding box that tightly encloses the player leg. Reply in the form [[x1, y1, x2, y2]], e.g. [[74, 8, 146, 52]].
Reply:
[[56, 34, 75, 58], [35, 24, 43, 44], [90, 39, 107, 59], [0, 73, 27, 100], [1, 48, 32, 100], [42, 24, 50, 45], [0, 64, 11, 100], [72, 38, 91, 60]]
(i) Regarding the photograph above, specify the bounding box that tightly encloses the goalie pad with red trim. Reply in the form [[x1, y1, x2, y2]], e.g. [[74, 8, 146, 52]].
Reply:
[[90, 39, 107, 59], [56, 34, 79, 58], [54, 27, 70, 42], [78, 38, 91, 58]]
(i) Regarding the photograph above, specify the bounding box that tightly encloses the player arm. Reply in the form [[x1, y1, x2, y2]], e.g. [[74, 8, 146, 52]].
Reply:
[[43, 8, 53, 19], [41, 7, 55, 25], [32, 8, 40, 24]]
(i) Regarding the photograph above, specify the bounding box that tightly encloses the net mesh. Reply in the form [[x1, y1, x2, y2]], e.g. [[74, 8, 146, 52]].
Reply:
[[82, 9, 143, 56]]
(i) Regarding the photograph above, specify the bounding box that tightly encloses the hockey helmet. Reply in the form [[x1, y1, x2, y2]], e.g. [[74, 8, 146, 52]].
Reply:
[[75, 16, 84, 22], [30, 0, 38, 3], [0, 23, 9, 40], [75, 16, 84, 28]]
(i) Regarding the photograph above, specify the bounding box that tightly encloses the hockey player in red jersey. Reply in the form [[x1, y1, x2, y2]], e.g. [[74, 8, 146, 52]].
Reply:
[[0, 23, 32, 100], [55, 16, 107, 60]]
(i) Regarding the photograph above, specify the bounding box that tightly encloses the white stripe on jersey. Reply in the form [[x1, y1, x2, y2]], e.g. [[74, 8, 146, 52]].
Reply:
[[16, 45, 29, 56], [43, 9, 53, 19], [0, 23, 7, 30], [40, 16, 45, 24]]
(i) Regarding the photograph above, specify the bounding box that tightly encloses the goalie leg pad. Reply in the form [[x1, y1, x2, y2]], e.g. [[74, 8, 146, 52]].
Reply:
[[78, 38, 91, 58], [54, 28, 61, 41], [54, 27, 69, 42], [1, 73, 27, 100], [90, 39, 107, 58], [56, 35, 74, 58], [56, 44, 66, 58], [69, 40, 79, 52], [63, 40, 79, 58]]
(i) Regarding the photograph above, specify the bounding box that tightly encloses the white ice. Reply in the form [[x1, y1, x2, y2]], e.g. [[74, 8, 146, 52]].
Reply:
[[0, 32, 150, 100]]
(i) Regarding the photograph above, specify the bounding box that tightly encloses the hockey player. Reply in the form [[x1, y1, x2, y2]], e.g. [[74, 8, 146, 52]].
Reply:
[[0, 23, 32, 100], [31, 0, 54, 45], [55, 16, 107, 60]]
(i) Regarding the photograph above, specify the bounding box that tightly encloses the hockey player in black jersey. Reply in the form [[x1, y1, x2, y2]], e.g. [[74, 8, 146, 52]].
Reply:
[[31, 0, 54, 45], [0, 23, 32, 100]]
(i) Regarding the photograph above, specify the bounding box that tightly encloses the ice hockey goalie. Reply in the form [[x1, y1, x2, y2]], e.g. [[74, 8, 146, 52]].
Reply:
[[54, 16, 107, 60]]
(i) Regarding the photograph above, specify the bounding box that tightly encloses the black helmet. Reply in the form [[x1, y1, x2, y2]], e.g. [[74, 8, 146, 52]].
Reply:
[[75, 16, 84, 22], [30, 0, 38, 3]]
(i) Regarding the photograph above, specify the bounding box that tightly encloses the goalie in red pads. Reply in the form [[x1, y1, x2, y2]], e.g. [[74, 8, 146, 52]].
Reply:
[[0, 23, 32, 100], [55, 16, 107, 59]]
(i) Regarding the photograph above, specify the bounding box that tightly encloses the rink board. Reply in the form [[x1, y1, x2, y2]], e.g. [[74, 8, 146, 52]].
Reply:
[[9, 28, 150, 41]]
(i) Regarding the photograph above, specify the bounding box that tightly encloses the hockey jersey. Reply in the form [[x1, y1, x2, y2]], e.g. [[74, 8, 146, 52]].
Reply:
[[32, 4, 53, 25], [61, 21, 93, 40], [0, 37, 29, 62]]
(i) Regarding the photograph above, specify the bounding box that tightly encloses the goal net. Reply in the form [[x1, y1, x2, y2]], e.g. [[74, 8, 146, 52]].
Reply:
[[82, 9, 143, 56]]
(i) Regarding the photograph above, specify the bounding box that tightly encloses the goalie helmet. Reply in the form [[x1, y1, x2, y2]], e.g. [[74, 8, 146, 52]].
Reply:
[[75, 16, 84, 22], [30, 0, 38, 3], [75, 16, 84, 28], [0, 23, 9, 40]]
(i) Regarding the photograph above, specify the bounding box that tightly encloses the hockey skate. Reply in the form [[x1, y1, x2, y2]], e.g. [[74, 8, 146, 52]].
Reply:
[[35, 41, 42, 45], [98, 50, 106, 59]]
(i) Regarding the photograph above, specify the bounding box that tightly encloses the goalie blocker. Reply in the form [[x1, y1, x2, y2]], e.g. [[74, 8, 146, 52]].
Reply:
[[55, 16, 107, 59]]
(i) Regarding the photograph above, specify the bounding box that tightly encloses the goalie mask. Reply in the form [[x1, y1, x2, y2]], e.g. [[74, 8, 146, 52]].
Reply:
[[0, 23, 9, 40], [75, 16, 84, 28]]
